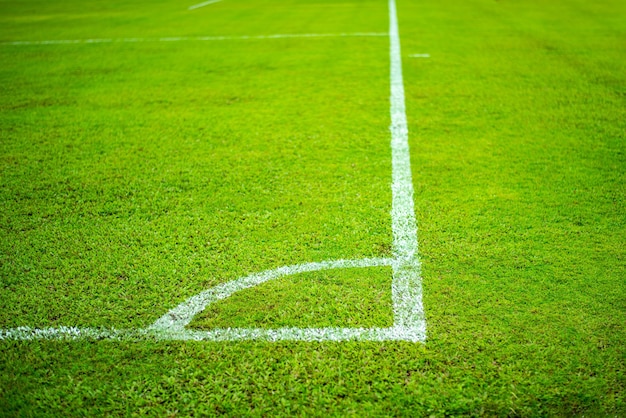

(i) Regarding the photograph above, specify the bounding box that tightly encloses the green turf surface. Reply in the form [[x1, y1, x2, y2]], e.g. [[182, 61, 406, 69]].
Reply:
[[1, 0, 625, 415], [0, 23, 391, 329], [192, 267, 394, 329]]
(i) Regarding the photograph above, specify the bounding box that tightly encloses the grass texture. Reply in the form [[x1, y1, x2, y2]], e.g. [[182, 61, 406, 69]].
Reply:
[[1, 0, 625, 415]]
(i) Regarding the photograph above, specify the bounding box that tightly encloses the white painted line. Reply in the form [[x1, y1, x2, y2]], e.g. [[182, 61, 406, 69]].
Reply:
[[84, 39, 115, 44], [0, 327, 132, 341], [409, 53, 430, 58], [0, 326, 423, 342], [1, 33, 387, 46], [389, 0, 417, 263], [189, 0, 222, 10], [388, 0, 426, 334], [0, 0, 426, 343], [153, 326, 424, 342]]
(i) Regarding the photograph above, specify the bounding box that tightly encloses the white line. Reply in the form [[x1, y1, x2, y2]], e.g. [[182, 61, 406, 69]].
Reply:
[[0, 327, 131, 341], [153, 326, 424, 342], [388, 0, 426, 332], [1, 33, 387, 46], [389, 0, 417, 262], [409, 53, 430, 58], [0, 326, 424, 342], [189, 0, 222, 10]]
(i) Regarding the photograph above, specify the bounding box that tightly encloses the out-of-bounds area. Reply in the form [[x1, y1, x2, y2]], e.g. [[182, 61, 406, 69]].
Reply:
[[0, 0, 624, 415]]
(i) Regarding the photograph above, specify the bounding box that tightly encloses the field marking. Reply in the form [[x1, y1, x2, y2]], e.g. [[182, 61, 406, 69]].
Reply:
[[388, 0, 425, 332], [189, 0, 222, 10], [1, 33, 387, 46], [409, 53, 430, 58], [0, 0, 426, 343], [0, 326, 422, 342]]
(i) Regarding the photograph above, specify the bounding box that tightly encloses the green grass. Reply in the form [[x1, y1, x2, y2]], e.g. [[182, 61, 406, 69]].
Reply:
[[1, 0, 625, 415], [192, 267, 394, 329]]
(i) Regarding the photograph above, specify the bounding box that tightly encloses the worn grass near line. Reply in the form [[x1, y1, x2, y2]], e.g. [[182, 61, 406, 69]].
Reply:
[[1, 0, 625, 415]]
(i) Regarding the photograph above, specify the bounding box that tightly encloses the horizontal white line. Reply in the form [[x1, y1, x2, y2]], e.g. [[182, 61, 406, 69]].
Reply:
[[2, 33, 388, 46], [189, 0, 222, 10], [157, 327, 426, 342], [0, 326, 426, 342], [408, 53, 430, 58]]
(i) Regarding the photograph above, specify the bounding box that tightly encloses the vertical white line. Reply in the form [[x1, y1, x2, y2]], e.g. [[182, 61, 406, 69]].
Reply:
[[389, 0, 418, 261], [389, 0, 426, 338]]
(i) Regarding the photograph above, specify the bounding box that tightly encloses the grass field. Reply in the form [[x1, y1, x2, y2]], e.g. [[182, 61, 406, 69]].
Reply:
[[1, 0, 625, 415]]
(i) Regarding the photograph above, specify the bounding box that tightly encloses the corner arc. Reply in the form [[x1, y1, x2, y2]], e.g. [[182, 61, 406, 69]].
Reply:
[[148, 257, 394, 332]]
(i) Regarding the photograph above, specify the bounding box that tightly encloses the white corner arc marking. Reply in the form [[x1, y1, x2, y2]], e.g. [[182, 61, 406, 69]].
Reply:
[[0, 0, 426, 343], [148, 258, 393, 332], [189, 0, 222, 11]]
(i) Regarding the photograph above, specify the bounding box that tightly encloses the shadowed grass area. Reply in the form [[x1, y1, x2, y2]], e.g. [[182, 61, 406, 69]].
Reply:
[[1, 0, 624, 415]]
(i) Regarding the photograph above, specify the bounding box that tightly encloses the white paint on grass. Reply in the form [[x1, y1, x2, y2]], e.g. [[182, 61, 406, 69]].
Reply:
[[152, 326, 424, 342], [0, 0, 426, 343], [189, 0, 222, 10], [1, 33, 387, 46], [388, 0, 426, 334], [0, 327, 133, 341], [409, 53, 430, 58], [0, 325, 424, 342]]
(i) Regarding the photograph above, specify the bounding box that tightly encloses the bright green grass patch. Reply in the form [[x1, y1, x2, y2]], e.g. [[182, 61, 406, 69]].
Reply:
[[0, 0, 386, 40], [402, 0, 626, 414], [192, 267, 394, 329], [0, 35, 391, 329]]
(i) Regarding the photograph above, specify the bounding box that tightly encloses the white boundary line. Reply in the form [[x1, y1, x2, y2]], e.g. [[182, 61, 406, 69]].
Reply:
[[0, 326, 422, 342], [189, 0, 222, 10], [1, 33, 387, 46], [0, 0, 426, 343], [387, 0, 425, 333]]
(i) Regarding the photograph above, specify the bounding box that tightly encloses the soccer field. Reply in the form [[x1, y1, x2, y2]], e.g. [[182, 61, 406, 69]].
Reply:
[[1, 0, 625, 415]]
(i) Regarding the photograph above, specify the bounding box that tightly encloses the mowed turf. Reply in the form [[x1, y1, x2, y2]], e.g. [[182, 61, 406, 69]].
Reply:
[[0, 0, 392, 330], [1, 0, 625, 415]]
